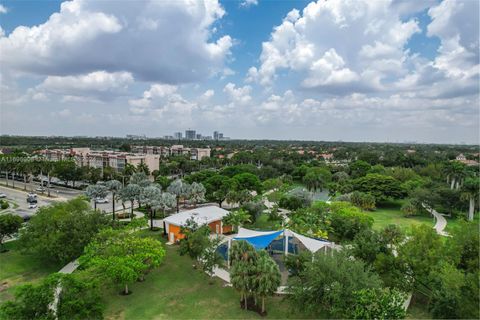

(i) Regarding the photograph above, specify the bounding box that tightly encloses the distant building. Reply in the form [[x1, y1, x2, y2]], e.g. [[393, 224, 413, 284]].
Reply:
[[174, 132, 183, 140], [131, 145, 211, 161], [37, 148, 160, 174], [196, 133, 202, 140], [213, 131, 219, 140], [126, 134, 147, 140], [185, 130, 196, 140], [455, 153, 478, 166], [456, 154, 466, 161]]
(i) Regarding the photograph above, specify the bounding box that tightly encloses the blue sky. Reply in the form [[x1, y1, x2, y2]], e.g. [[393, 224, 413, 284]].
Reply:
[[0, 0, 478, 143]]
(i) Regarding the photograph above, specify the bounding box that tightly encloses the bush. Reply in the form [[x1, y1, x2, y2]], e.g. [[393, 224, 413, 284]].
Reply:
[[328, 202, 374, 242], [0, 200, 9, 210]]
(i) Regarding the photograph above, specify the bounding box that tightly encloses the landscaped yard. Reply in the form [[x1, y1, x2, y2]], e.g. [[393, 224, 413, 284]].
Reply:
[[0, 241, 61, 301], [103, 232, 307, 319], [444, 214, 479, 233], [369, 201, 434, 231]]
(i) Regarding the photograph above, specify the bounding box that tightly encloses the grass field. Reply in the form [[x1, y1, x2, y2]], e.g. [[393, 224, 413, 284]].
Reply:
[[0, 241, 61, 301], [103, 232, 309, 319], [444, 214, 479, 233], [369, 200, 434, 231]]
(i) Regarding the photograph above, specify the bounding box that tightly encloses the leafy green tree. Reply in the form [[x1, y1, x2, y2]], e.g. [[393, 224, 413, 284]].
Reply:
[[54, 160, 80, 187], [226, 189, 253, 207], [353, 174, 405, 201], [0, 273, 57, 319], [348, 288, 406, 319], [0, 213, 23, 252], [232, 172, 262, 193], [401, 200, 419, 217], [254, 251, 281, 313], [80, 229, 165, 295], [350, 191, 376, 211], [328, 202, 374, 242], [288, 251, 382, 318], [19, 198, 109, 264], [397, 225, 445, 293], [179, 224, 210, 265], [204, 174, 235, 208], [350, 160, 371, 178], [136, 162, 150, 176], [200, 237, 224, 281], [223, 209, 251, 232]]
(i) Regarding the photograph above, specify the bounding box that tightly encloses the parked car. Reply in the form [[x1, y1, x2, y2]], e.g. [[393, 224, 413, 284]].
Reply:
[[28, 203, 37, 209], [0, 193, 6, 198], [36, 187, 46, 192], [27, 192, 37, 198], [27, 197, 37, 204], [95, 197, 109, 204]]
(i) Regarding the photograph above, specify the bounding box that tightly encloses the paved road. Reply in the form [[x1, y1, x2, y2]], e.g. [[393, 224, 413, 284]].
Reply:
[[0, 185, 57, 219], [423, 204, 449, 236]]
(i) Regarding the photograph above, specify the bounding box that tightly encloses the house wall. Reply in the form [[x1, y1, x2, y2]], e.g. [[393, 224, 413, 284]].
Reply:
[[167, 220, 233, 243]]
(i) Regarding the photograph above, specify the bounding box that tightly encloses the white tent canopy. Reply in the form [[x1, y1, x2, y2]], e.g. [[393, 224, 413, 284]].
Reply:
[[234, 227, 333, 253]]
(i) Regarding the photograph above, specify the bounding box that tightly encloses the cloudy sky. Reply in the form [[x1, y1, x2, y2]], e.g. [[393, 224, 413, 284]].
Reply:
[[0, 0, 478, 143]]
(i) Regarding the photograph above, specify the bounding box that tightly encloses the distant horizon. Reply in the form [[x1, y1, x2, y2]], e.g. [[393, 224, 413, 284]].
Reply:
[[1, 133, 478, 147]]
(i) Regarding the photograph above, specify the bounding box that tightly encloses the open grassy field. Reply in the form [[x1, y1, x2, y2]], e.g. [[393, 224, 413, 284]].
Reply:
[[444, 214, 479, 233], [369, 200, 434, 231], [103, 232, 309, 320], [0, 241, 61, 301]]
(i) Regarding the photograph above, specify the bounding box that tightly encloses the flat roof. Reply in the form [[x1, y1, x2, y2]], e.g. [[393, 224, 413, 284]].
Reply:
[[164, 206, 229, 227]]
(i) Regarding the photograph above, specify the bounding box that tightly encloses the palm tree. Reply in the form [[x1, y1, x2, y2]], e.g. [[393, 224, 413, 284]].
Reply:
[[461, 177, 479, 221], [85, 184, 108, 211], [152, 192, 176, 218], [130, 172, 150, 187], [189, 182, 206, 208], [254, 251, 281, 313], [167, 179, 188, 212], [230, 240, 257, 310], [119, 184, 142, 218], [106, 180, 123, 220], [223, 209, 251, 233], [141, 185, 162, 230]]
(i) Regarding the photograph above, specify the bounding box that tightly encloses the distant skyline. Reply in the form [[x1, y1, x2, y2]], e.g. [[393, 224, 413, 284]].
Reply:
[[0, 0, 478, 144]]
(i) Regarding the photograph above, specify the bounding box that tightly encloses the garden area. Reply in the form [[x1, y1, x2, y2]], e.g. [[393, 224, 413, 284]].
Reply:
[[369, 200, 434, 231]]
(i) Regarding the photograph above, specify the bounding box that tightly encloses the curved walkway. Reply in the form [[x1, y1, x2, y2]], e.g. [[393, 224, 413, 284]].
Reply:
[[423, 204, 449, 236]]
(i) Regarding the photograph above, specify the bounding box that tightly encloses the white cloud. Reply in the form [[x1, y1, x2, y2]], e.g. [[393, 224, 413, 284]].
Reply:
[[0, 4, 8, 14], [0, 0, 232, 83], [36, 71, 133, 102], [223, 82, 252, 104], [248, 0, 421, 92], [240, 0, 258, 8]]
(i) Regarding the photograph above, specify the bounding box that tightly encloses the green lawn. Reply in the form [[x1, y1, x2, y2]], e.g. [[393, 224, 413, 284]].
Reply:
[[245, 213, 282, 231], [103, 232, 309, 319], [0, 241, 61, 301], [369, 201, 434, 231], [444, 214, 479, 233]]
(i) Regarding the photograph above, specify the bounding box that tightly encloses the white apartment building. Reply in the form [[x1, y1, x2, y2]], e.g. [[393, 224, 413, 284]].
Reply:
[[37, 148, 160, 174]]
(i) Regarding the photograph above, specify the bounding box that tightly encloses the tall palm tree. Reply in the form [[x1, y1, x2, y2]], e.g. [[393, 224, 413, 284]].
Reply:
[[230, 240, 257, 310], [152, 192, 176, 218], [189, 182, 206, 208], [167, 179, 188, 212], [119, 183, 142, 218], [141, 185, 162, 230], [254, 251, 281, 313], [106, 180, 123, 220], [223, 209, 251, 233], [461, 177, 479, 221], [85, 184, 108, 211]]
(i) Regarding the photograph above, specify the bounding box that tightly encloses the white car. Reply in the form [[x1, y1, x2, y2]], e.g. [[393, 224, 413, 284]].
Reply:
[[95, 198, 109, 204], [36, 187, 46, 192], [0, 193, 6, 198], [28, 193, 37, 198], [28, 203, 37, 209]]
